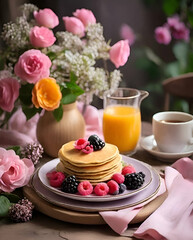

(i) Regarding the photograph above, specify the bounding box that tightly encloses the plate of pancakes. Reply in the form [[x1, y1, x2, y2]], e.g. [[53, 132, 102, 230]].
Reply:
[[38, 141, 153, 202]]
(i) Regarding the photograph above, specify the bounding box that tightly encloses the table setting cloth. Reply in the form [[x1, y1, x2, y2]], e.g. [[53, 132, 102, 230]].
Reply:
[[0, 103, 193, 240]]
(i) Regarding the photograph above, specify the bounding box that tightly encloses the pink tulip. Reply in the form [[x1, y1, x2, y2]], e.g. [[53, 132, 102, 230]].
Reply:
[[155, 26, 171, 45], [14, 49, 51, 84], [109, 40, 130, 68], [120, 24, 136, 45], [73, 8, 96, 27], [63, 16, 85, 37], [34, 8, 59, 29], [30, 26, 56, 48], [0, 147, 34, 192], [0, 78, 20, 112]]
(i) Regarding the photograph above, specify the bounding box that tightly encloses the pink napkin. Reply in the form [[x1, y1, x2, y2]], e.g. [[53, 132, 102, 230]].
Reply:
[[0, 103, 103, 146], [100, 157, 193, 240], [134, 157, 193, 240]]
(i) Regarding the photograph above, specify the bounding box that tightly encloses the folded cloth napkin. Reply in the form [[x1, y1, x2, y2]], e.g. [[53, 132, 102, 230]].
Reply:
[[134, 157, 193, 240], [0, 103, 103, 146], [100, 157, 193, 240]]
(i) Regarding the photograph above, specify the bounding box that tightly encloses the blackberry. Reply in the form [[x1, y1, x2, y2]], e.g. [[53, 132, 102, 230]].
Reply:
[[88, 134, 105, 151], [61, 175, 79, 194], [124, 172, 145, 190]]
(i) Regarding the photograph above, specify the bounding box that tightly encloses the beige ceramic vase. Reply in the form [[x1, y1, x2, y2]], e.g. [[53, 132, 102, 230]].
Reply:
[[36, 102, 85, 158]]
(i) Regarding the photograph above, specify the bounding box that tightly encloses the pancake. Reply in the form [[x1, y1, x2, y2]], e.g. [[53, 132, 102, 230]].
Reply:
[[58, 141, 118, 166], [59, 154, 122, 173], [57, 140, 122, 184]]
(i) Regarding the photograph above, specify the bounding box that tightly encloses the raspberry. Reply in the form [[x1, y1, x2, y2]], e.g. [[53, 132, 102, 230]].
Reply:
[[49, 172, 65, 188], [122, 165, 136, 176], [107, 180, 119, 195], [74, 138, 89, 150], [119, 183, 126, 194], [112, 173, 125, 184], [94, 183, 109, 196], [46, 171, 57, 180], [88, 134, 105, 151], [78, 181, 93, 196], [82, 145, 94, 154]]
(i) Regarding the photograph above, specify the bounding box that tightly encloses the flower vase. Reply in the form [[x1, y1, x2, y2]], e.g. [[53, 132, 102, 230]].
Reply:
[[36, 102, 85, 157]]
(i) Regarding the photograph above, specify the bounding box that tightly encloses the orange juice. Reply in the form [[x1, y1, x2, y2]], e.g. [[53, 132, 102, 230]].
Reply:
[[103, 105, 141, 153]]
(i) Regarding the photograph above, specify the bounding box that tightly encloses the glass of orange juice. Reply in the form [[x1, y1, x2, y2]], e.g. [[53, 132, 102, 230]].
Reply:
[[103, 88, 148, 155]]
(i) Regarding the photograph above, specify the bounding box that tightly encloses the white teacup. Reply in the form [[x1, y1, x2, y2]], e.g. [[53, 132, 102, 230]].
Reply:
[[152, 111, 193, 153]]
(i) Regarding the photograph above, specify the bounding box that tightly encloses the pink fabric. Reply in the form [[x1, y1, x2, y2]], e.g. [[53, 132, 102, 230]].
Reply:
[[100, 158, 193, 239], [134, 157, 193, 240], [100, 177, 166, 235], [0, 103, 103, 146]]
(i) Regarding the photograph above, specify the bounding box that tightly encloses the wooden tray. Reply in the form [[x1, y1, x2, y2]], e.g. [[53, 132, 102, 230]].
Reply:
[[23, 185, 167, 225]]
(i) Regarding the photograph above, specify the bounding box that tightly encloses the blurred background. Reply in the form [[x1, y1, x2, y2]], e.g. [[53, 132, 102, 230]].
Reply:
[[0, 0, 192, 121]]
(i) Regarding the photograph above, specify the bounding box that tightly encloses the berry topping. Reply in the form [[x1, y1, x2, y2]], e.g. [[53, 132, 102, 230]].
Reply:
[[74, 138, 89, 150], [61, 175, 79, 194], [94, 183, 109, 196], [122, 165, 136, 176], [46, 171, 65, 188], [119, 183, 127, 194], [88, 134, 105, 151], [78, 181, 93, 196], [81, 145, 94, 154], [112, 173, 125, 184], [124, 172, 145, 190], [107, 180, 119, 195]]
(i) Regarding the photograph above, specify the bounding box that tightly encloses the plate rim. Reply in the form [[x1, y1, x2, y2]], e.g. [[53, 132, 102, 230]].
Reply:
[[37, 156, 153, 202], [31, 167, 161, 212]]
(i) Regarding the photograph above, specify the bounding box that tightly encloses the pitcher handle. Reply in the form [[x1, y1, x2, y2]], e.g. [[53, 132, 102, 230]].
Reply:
[[139, 90, 149, 104]]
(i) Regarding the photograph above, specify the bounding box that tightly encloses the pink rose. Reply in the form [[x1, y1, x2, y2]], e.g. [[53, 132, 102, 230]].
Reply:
[[0, 148, 34, 192], [120, 24, 136, 45], [30, 26, 56, 48], [14, 49, 51, 84], [0, 78, 20, 112], [171, 22, 190, 42], [73, 8, 96, 27], [167, 15, 190, 42], [155, 26, 171, 45], [109, 40, 130, 68], [62, 16, 85, 37], [34, 8, 59, 29]]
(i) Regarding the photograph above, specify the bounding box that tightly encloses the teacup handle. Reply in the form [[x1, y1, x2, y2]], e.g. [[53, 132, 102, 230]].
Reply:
[[189, 128, 193, 144]]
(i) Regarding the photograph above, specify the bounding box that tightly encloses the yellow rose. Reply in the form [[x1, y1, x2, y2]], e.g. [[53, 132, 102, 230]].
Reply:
[[32, 77, 62, 111]]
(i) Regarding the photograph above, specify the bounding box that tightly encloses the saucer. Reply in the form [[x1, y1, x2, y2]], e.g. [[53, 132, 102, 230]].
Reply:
[[141, 135, 193, 162]]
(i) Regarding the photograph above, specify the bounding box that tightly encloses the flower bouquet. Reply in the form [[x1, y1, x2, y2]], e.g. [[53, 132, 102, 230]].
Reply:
[[0, 3, 130, 126]]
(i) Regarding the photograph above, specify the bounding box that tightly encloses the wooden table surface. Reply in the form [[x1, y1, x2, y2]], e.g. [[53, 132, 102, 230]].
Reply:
[[0, 122, 188, 240]]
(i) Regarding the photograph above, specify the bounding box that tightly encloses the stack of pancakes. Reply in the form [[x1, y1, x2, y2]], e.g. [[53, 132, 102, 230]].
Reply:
[[57, 141, 122, 185]]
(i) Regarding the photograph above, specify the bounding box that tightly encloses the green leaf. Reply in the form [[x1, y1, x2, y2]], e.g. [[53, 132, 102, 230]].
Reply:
[[65, 81, 84, 96], [61, 93, 77, 105], [6, 146, 21, 156], [188, 10, 193, 27], [1, 193, 21, 203], [164, 61, 181, 77], [22, 106, 42, 120], [162, 0, 180, 16], [46, 51, 57, 61], [19, 83, 34, 106], [0, 196, 11, 217], [53, 104, 63, 122], [173, 42, 188, 69], [70, 71, 77, 82]]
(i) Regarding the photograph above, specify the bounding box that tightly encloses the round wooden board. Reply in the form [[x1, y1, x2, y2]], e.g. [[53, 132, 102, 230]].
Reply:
[[23, 186, 167, 225]]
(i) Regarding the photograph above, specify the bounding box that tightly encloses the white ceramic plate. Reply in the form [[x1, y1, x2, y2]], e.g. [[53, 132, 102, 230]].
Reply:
[[38, 155, 152, 202], [141, 135, 193, 162], [32, 167, 160, 212]]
